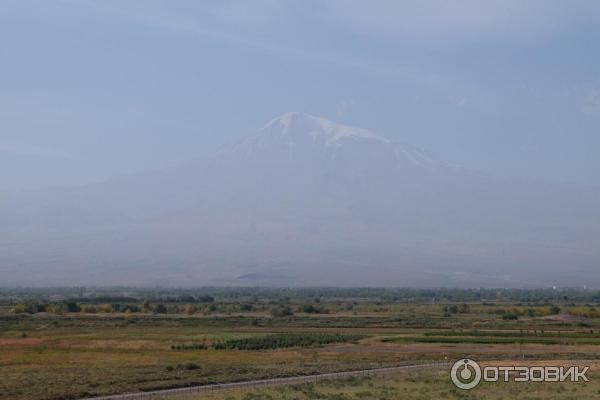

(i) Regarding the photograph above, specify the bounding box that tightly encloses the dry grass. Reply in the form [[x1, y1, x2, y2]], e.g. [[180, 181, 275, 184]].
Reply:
[[153, 368, 600, 400], [2, 303, 600, 400]]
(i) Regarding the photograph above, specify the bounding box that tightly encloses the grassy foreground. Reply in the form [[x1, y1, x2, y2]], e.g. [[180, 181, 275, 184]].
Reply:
[[153, 368, 599, 400], [2, 287, 600, 399]]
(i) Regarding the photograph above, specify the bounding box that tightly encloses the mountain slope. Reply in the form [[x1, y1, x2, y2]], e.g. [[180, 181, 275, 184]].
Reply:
[[1, 113, 599, 287]]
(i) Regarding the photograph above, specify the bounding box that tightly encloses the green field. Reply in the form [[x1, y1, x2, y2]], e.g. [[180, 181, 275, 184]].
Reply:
[[1, 287, 599, 400]]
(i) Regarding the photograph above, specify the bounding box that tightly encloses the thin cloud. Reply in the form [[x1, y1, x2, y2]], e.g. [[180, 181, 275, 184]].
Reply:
[[317, 0, 600, 42], [583, 87, 600, 115]]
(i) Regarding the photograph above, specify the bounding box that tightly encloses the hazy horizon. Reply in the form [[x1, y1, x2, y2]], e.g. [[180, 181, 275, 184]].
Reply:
[[1, 1, 600, 288]]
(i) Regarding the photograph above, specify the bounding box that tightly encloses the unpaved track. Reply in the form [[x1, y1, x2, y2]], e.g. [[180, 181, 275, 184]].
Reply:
[[80, 361, 451, 400]]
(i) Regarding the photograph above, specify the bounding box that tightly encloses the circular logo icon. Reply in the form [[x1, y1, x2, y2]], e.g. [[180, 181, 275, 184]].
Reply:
[[451, 359, 482, 390]]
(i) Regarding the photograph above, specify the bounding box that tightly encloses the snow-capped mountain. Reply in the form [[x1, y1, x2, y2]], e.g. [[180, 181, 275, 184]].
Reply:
[[227, 112, 440, 171], [1, 113, 599, 287]]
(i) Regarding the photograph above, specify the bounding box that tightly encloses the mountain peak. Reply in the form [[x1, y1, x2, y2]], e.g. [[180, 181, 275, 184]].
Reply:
[[224, 112, 441, 171], [260, 112, 389, 147]]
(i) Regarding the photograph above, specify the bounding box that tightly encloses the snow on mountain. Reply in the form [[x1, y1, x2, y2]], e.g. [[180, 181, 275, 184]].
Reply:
[[260, 112, 388, 146], [227, 112, 440, 171]]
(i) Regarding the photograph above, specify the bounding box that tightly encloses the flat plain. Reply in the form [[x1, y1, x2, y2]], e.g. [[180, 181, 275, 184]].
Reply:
[[1, 288, 599, 400]]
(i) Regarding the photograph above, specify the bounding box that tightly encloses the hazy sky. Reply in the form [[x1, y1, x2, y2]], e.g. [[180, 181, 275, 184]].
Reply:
[[2, 0, 600, 190]]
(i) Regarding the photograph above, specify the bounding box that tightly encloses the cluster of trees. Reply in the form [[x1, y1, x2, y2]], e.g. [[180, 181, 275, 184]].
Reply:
[[172, 333, 364, 352], [11, 301, 81, 314], [300, 304, 329, 314], [182, 333, 365, 351], [10, 302, 130, 314], [443, 304, 471, 315], [266, 303, 329, 317], [486, 305, 563, 320], [10, 300, 220, 315], [502, 305, 563, 320], [10, 301, 192, 315], [146, 295, 214, 304], [270, 306, 294, 317]]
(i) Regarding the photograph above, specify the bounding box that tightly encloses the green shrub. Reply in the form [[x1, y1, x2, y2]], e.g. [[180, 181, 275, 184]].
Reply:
[[549, 305, 561, 315], [212, 333, 364, 351], [270, 306, 293, 318]]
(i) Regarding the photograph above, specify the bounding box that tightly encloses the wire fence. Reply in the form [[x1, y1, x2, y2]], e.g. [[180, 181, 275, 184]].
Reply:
[[80, 361, 452, 400]]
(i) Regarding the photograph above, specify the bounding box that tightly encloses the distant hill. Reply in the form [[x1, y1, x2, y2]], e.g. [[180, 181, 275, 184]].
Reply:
[[1, 113, 599, 287]]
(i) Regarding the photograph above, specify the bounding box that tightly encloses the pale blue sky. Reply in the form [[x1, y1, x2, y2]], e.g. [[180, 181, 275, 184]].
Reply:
[[2, 0, 600, 190]]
